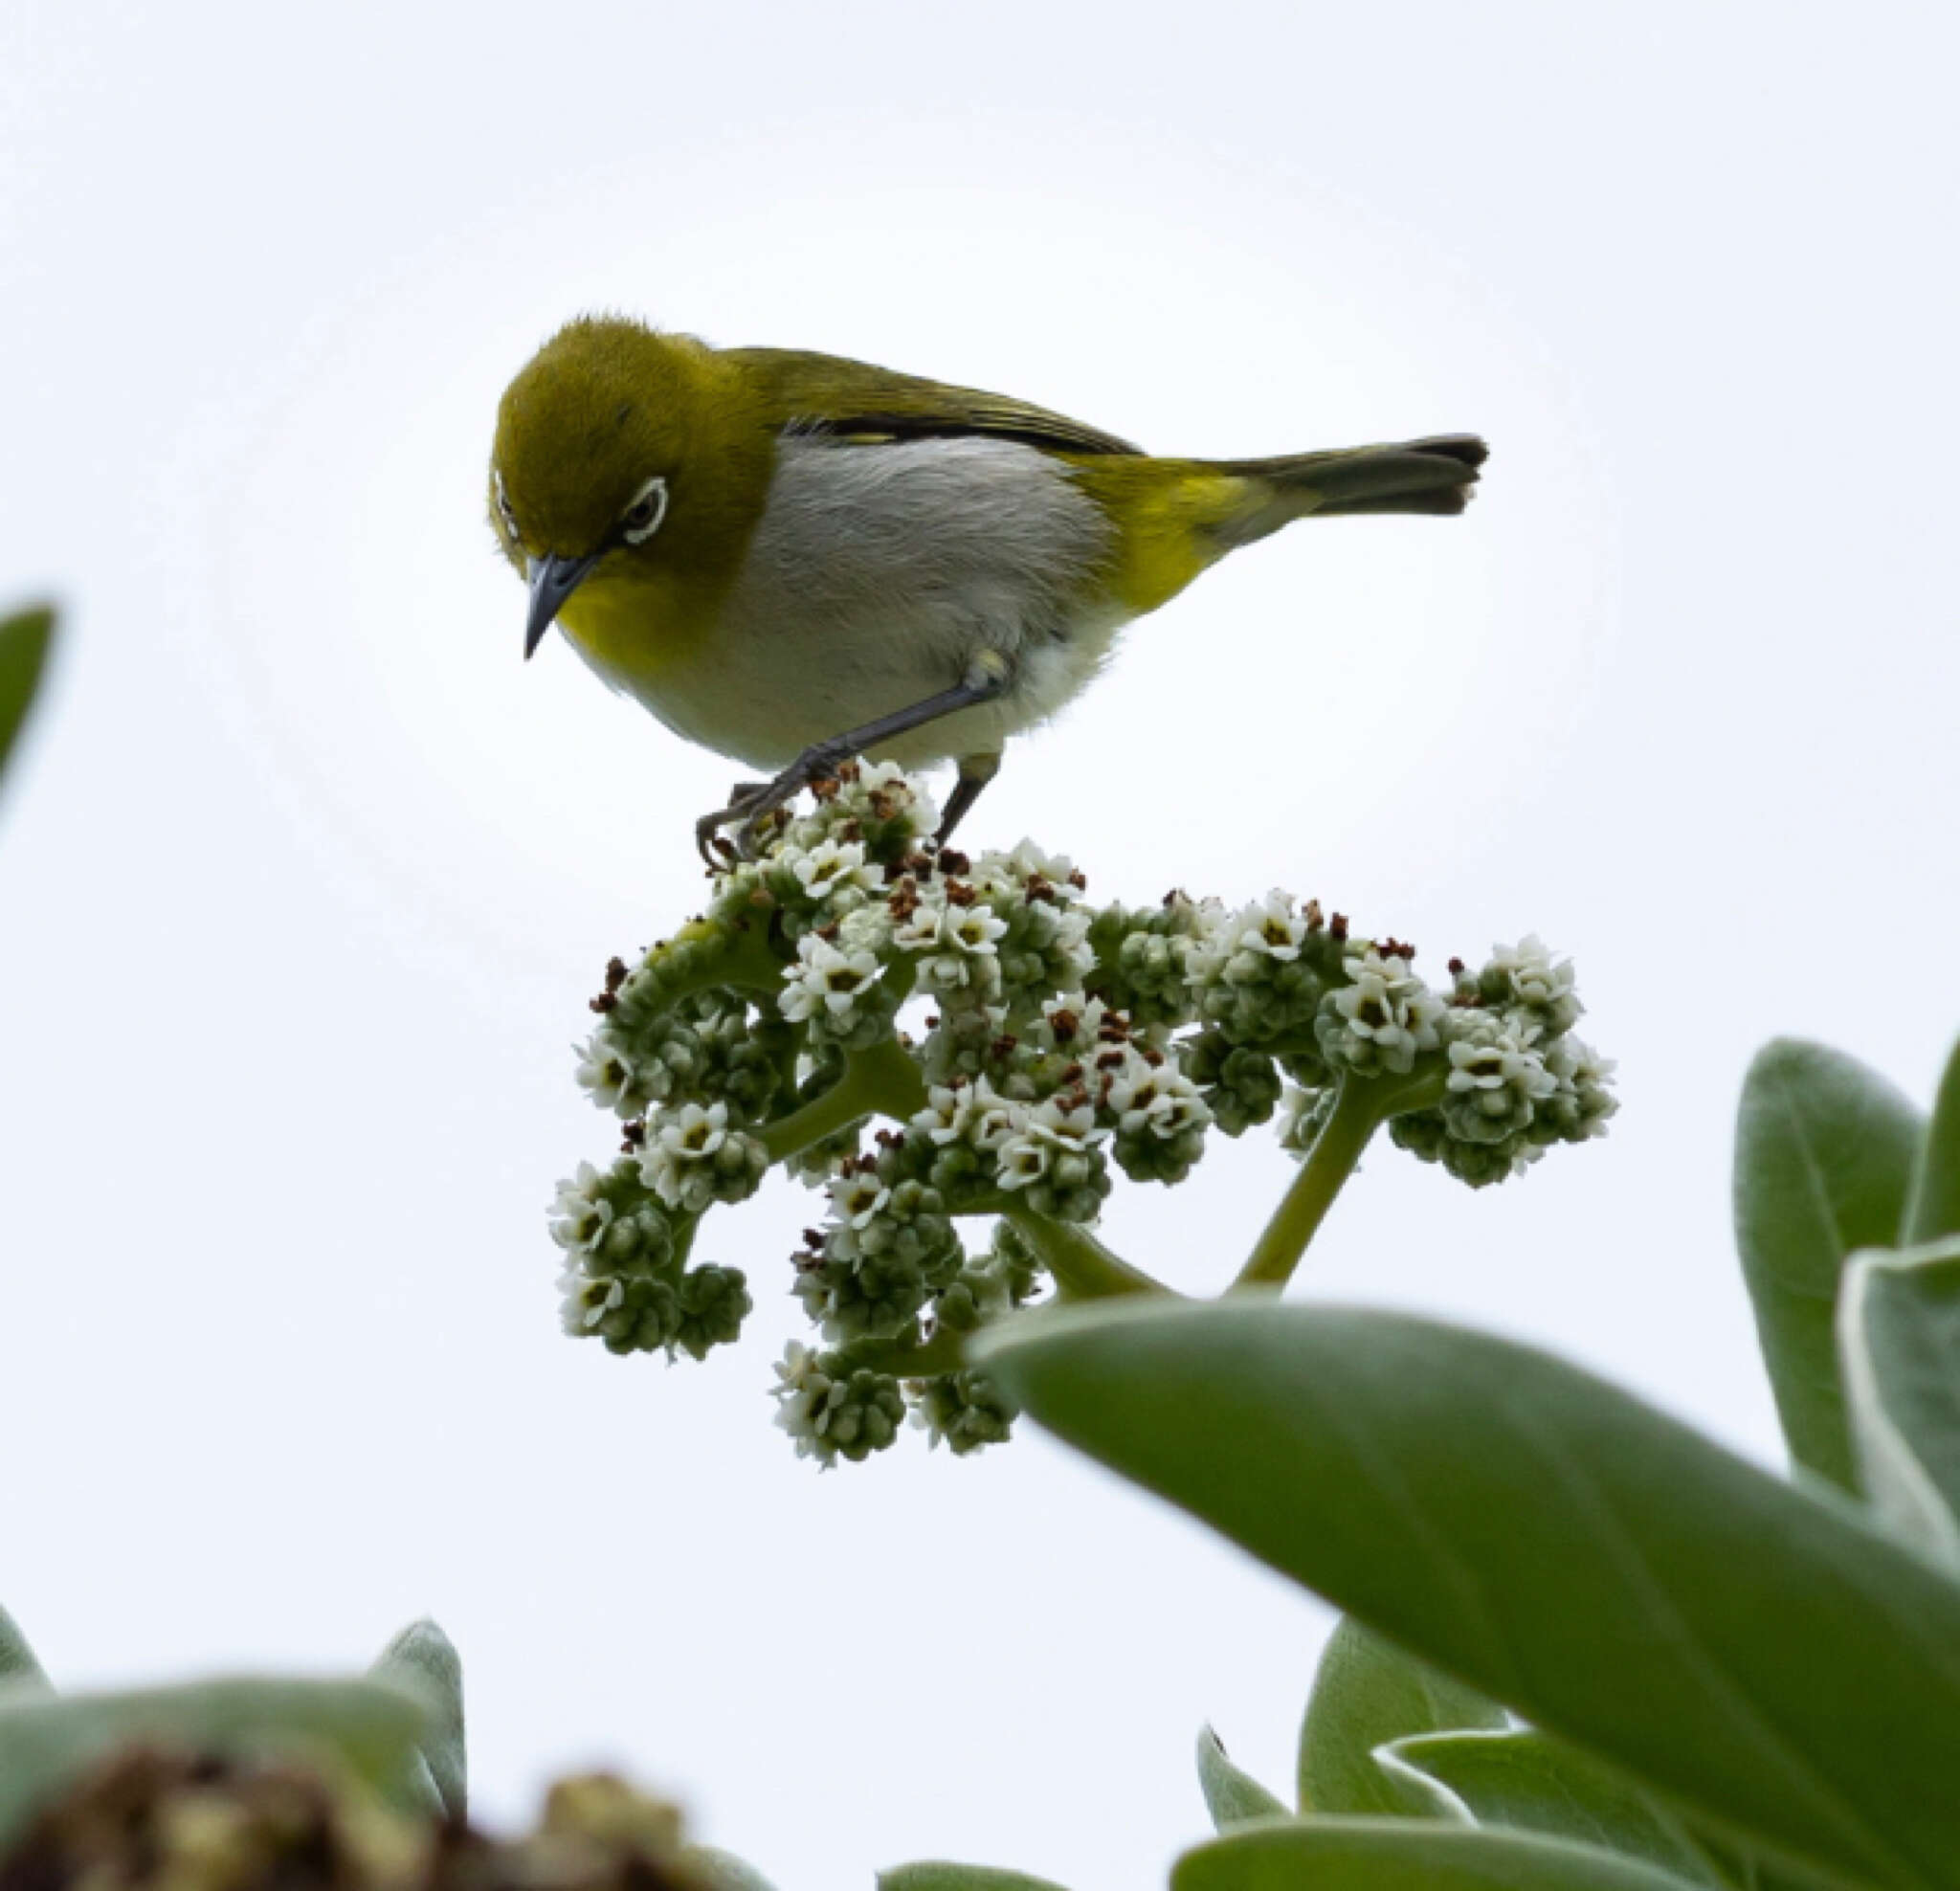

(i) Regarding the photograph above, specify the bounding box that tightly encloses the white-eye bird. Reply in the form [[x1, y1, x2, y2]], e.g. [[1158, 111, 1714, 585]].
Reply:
[[489, 318, 1485, 861]]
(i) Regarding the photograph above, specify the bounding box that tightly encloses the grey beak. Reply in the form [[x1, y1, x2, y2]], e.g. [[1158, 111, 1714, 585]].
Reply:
[[524, 552, 600, 658]]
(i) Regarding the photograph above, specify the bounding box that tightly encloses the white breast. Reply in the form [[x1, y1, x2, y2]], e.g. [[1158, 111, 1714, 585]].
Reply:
[[627, 434, 1125, 771]]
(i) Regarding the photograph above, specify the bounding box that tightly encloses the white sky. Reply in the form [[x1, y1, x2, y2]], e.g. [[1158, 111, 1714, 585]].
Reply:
[[3, 2, 1958, 1885]]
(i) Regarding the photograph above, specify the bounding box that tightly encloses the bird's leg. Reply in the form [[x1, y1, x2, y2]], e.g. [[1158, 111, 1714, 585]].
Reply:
[[936, 751, 1001, 847], [695, 654, 1012, 868]]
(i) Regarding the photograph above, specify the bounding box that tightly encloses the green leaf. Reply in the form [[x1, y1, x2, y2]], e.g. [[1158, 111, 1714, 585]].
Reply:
[[1904, 1036, 1960, 1244], [980, 1300, 1960, 1891], [1733, 1038, 1922, 1491], [1298, 1614, 1504, 1815], [1378, 1731, 1727, 1886], [0, 1675, 430, 1847], [1196, 1724, 1287, 1830], [683, 1845, 782, 1891], [370, 1618, 466, 1818], [1841, 1239, 1960, 1569], [879, 1867, 1074, 1891], [0, 604, 55, 792], [1173, 1818, 1708, 1891], [0, 1606, 50, 1695]]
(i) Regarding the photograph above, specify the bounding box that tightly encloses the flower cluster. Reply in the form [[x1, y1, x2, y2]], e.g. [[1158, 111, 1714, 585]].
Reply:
[[547, 765, 1616, 1465]]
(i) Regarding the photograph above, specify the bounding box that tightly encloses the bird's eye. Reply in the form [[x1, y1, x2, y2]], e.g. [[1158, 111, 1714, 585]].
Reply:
[[620, 476, 669, 545]]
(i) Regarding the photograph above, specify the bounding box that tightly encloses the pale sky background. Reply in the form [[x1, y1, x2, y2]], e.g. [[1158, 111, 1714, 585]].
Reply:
[[3, 2, 1958, 1886]]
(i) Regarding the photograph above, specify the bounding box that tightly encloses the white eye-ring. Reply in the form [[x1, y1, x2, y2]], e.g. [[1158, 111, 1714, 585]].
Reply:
[[494, 469, 522, 543], [620, 475, 669, 545]]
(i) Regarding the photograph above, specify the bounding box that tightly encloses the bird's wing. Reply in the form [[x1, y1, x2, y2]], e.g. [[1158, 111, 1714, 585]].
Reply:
[[723, 346, 1142, 456]]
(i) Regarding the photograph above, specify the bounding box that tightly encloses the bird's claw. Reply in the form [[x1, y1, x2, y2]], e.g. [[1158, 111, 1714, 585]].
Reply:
[[695, 785, 779, 872]]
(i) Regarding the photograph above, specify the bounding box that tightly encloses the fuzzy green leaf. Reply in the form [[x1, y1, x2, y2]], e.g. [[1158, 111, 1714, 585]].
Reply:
[[879, 1867, 1074, 1891], [370, 1618, 466, 1818], [980, 1300, 1960, 1891], [1841, 1238, 1960, 1569], [1904, 1037, 1960, 1245], [1173, 1818, 1708, 1891], [1298, 1615, 1504, 1815], [0, 1676, 430, 1847], [0, 604, 55, 793], [1378, 1731, 1729, 1886], [1196, 1724, 1287, 1830], [1733, 1039, 1922, 1491]]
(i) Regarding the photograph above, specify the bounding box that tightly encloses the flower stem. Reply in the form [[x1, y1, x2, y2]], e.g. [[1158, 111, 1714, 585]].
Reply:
[[1000, 1205, 1170, 1301], [839, 1326, 969, 1379], [760, 1036, 926, 1163], [1232, 1078, 1383, 1291]]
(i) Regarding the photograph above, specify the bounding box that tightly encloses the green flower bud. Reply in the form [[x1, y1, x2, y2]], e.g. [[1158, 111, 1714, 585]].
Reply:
[[911, 1369, 1017, 1456], [1184, 1032, 1282, 1136], [771, 1344, 906, 1465]]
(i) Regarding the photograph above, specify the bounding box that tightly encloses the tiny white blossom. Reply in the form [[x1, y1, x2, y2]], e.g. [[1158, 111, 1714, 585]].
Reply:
[[787, 838, 876, 903], [1232, 890, 1308, 962], [1105, 1058, 1207, 1140], [548, 1162, 612, 1252], [571, 1037, 635, 1111], [1489, 935, 1582, 1022], [656, 1101, 730, 1161], [769, 1343, 835, 1465], [780, 934, 887, 1024], [1331, 948, 1445, 1070], [828, 1169, 891, 1229], [944, 904, 1008, 956], [558, 1260, 623, 1336]]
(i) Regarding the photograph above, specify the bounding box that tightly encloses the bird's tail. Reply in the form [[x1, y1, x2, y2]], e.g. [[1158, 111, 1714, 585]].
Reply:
[[1214, 435, 1487, 543]]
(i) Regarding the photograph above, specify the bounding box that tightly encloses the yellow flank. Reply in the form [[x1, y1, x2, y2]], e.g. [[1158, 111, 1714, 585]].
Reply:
[[1067, 457, 1258, 617]]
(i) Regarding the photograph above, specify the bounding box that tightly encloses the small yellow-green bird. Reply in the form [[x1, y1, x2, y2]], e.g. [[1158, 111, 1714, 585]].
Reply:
[[490, 318, 1485, 861]]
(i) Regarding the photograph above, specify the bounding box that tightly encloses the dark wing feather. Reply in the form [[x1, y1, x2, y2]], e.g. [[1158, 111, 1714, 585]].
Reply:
[[723, 345, 1142, 456]]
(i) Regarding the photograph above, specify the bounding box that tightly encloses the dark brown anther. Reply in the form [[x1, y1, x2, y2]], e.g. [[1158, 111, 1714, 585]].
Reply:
[[589, 991, 617, 1013], [814, 920, 840, 942], [938, 848, 971, 876], [1026, 874, 1057, 904], [1096, 1049, 1127, 1071], [605, 957, 628, 992], [1059, 1061, 1084, 1085], [945, 879, 976, 907], [1330, 913, 1349, 940], [1068, 868, 1086, 890], [621, 1120, 647, 1149], [991, 1034, 1018, 1060], [1448, 956, 1467, 976], [1304, 899, 1325, 930], [1142, 1045, 1166, 1067], [1048, 1007, 1080, 1042]]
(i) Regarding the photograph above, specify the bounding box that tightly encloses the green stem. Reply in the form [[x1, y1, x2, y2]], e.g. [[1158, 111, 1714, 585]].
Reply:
[[1233, 1077, 1385, 1292], [1000, 1204, 1169, 1301], [838, 1325, 969, 1379], [760, 1036, 926, 1163]]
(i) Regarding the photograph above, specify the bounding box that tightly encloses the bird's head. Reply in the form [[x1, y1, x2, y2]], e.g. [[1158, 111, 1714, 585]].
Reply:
[[489, 317, 768, 656]]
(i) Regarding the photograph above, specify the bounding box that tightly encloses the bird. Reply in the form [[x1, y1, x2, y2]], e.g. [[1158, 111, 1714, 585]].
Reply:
[[490, 317, 1485, 864]]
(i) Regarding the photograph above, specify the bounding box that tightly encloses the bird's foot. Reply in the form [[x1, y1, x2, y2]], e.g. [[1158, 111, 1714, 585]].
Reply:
[[694, 744, 857, 870]]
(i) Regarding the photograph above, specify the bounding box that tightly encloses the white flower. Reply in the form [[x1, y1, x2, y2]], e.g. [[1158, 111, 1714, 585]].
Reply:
[[1488, 935, 1582, 1027], [780, 933, 887, 1024], [1104, 1058, 1207, 1140], [994, 1095, 1105, 1193], [548, 1162, 612, 1252], [944, 904, 1008, 956], [787, 838, 876, 903], [828, 1169, 891, 1229], [571, 1037, 635, 1112], [967, 1077, 1028, 1152], [1036, 994, 1115, 1052], [557, 1260, 623, 1336], [655, 1100, 729, 1162], [1231, 890, 1308, 962], [891, 891, 948, 953], [769, 1343, 835, 1465], [1330, 948, 1445, 1070], [1446, 1029, 1557, 1103]]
